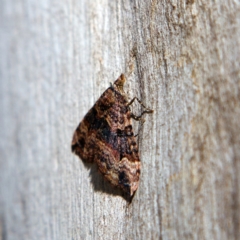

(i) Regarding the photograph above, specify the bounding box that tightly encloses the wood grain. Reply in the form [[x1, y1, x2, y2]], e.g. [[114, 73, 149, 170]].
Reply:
[[0, 0, 239, 239]]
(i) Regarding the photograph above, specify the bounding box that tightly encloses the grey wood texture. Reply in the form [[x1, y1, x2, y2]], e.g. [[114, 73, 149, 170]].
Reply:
[[0, 0, 240, 239]]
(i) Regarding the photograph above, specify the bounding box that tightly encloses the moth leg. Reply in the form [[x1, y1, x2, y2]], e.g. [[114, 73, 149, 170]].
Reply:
[[134, 118, 145, 137], [130, 110, 152, 121], [127, 97, 154, 114], [131, 113, 146, 137], [129, 97, 153, 137]]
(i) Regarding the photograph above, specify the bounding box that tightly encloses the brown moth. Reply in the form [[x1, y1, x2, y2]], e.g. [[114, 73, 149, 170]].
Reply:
[[71, 74, 153, 198]]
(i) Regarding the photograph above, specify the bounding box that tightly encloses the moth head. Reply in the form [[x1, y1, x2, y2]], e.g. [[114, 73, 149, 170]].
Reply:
[[114, 74, 126, 93]]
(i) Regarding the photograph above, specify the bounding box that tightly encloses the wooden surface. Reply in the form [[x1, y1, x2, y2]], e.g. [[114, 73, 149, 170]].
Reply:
[[0, 0, 240, 239]]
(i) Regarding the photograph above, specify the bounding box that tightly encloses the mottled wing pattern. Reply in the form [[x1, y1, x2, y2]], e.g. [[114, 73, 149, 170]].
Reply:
[[72, 75, 141, 197]]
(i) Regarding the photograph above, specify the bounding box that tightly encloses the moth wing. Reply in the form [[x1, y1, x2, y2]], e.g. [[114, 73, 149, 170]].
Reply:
[[71, 84, 141, 197], [71, 87, 116, 163], [94, 88, 141, 197]]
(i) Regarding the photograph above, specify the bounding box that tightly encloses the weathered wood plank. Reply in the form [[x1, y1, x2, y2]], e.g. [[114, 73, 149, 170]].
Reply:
[[0, 0, 239, 239]]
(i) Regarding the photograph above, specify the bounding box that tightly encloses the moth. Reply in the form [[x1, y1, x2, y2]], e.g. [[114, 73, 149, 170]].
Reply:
[[72, 74, 153, 198]]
